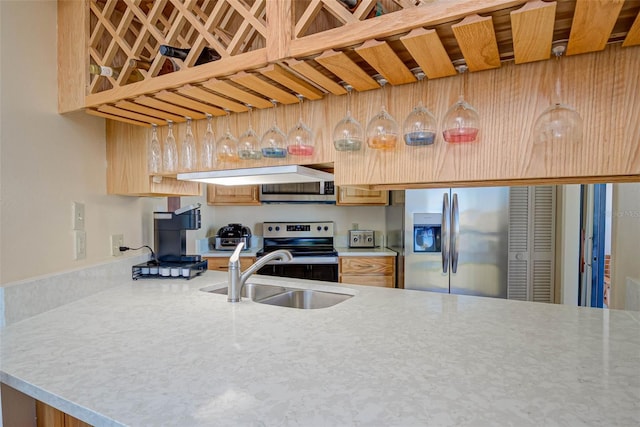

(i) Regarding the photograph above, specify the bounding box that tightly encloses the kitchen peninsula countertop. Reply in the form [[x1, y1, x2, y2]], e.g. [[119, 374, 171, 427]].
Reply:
[[336, 247, 397, 256], [1, 272, 639, 426]]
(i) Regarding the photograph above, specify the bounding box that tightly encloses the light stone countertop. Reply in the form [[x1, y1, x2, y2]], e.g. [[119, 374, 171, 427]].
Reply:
[[336, 247, 397, 257], [1, 272, 639, 426]]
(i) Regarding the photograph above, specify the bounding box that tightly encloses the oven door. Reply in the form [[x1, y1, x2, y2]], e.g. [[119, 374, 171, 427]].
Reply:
[[257, 257, 338, 282]]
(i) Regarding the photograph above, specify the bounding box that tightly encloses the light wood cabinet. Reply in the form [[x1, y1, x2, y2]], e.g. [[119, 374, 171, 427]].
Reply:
[[339, 256, 396, 288], [337, 187, 389, 206], [205, 256, 256, 272], [206, 185, 260, 205], [60, 1, 640, 190], [36, 401, 92, 427], [106, 120, 201, 196]]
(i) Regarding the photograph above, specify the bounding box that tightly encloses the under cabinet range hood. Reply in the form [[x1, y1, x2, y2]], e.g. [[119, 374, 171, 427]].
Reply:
[[177, 165, 334, 186]]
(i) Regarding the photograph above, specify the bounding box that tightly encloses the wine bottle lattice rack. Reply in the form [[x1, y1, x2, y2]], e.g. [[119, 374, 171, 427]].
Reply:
[[81, 0, 640, 127]]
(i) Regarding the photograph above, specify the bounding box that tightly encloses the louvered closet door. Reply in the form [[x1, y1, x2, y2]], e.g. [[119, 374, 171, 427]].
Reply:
[[508, 186, 556, 303]]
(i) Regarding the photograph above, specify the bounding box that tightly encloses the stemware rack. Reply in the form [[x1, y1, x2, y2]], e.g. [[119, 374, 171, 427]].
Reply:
[[67, 0, 640, 128]]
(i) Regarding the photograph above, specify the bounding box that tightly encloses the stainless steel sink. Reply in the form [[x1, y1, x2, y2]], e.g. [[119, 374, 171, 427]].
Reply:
[[204, 283, 287, 300], [201, 283, 353, 309], [257, 289, 353, 309]]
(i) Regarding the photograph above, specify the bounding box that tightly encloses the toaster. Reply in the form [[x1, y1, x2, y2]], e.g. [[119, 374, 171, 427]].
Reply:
[[349, 230, 375, 248]]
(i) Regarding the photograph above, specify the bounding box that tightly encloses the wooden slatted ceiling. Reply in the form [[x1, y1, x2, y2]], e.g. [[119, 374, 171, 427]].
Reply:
[[201, 79, 274, 108], [134, 96, 207, 120], [230, 72, 300, 104], [315, 49, 379, 91], [86, 108, 152, 127], [153, 90, 227, 116], [399, 28, 456, 79], [567, 0, 626, 55], [97, 104, 160, 124], [451, 14, 501, 72], [259, 64, 325, 100], [285, 58, 347, 95], [115, 100, 185, 122], [176, 85, 249, 112], [510, 0, 556, 64], [354, 40, 416, 85], [623, 12, 640, 47]]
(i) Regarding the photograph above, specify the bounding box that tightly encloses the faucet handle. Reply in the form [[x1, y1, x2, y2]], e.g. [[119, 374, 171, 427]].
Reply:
[[229, 242, 245, 265]]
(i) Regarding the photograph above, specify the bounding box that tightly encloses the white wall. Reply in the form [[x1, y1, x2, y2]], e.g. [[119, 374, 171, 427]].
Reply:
[[0, 1, 156, 285], [180, 193, 386, 250], [611, 183, 640, 310]]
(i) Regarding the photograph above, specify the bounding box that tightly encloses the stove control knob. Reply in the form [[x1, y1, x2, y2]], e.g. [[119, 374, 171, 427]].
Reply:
[[324, 226, 329, 231], [268, 226, 273, 232], [317, 226, 322, 231], [275, 226, 280, 231]]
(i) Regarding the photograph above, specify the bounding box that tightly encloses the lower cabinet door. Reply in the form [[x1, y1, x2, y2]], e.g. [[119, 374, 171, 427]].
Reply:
[[36, 401, 92, 427], [340, 274, 395, 287]]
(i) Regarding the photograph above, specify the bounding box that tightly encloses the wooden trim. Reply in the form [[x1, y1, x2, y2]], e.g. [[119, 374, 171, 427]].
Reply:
[[451, 14, 501, 72], [58, 0, 88, 113], [266, 0, 292, 61], [567, 0, 625, 55], [290, 0, 529, 58], [230, 71, 300, 104], [85, 49, 270, 108], [510, 0, 556, 64], [400, 28, 456, 80], [259, 64, 325, 100], [354, 40, 416, 85], [315, 50, 378, 92]]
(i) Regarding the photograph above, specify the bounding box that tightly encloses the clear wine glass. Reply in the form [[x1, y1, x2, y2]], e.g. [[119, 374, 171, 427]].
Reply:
[[238, 106, 262, 160], [180, 117, 196, 171], [532, 45, 583, 145], [148, 123, 162, 173], [216, 111, 239, 164], [366, 78, 399, 150], [201, 114, 216, 169], [287, 95, 314, 156], [403, 71, 437, 146], [333, 84, 363, 151], [261, 100, 287, 158], [442, 64, 480, 143], [162, 120, 178, 173]]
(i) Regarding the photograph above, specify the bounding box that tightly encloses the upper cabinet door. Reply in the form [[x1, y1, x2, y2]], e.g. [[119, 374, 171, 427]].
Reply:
[[207, 184, 261, 206], [336, 186, 389, 206]]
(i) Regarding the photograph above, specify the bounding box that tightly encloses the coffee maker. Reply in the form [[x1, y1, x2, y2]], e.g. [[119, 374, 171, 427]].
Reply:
[[132, 203, 208, 280]]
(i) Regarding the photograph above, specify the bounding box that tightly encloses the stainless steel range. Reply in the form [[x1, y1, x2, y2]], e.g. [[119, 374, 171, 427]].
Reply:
[[256, 221, 338, 282]]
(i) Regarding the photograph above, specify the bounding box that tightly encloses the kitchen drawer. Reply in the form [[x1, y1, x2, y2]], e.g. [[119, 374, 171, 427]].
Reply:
[[340, 257, 394, 275], [340, 274, 395, 288], [204, 257, 256, 271], [339, 256, 396, 288]]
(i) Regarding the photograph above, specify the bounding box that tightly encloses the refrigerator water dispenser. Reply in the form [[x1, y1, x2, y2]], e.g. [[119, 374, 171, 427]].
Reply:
[[413, 213, 441, 253]]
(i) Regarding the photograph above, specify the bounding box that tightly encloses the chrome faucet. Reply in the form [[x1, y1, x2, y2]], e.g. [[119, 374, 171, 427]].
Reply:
[[227, 242, 293, 302]]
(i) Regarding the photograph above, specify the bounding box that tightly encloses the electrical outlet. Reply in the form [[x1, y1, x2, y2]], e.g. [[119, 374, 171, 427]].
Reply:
[[111, 234, 124, 257], [75, 231, 86, 260], [73, 202, 85, 231]]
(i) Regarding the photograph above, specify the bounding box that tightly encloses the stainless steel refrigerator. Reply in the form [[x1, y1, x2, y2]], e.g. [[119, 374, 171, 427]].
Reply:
[[404, 187, 509, 298]]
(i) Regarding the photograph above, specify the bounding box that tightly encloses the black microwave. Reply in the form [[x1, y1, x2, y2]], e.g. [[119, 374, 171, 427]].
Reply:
[[259, 181, 335, 204]]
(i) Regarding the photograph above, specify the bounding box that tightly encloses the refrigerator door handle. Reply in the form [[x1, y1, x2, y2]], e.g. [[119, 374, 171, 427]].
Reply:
[[442, 192, 450, 273], [451, 192, 460, 274]]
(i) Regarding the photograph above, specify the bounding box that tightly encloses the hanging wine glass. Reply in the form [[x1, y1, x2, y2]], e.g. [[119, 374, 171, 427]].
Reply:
[[404, 70, 437, 146], [238, 106, 262, 160], [442, 63, 480, 143], [287, 94, 314, 156], [216, 111, 239, 164], [180, 117, 196, 171], [201, 114, 216, 169], [148, 123, 162, 174], [366, 77, 399, 150], [162, 120, 178, 173], [532, 45, 583, 145], [261, 100, 287, 158], [333, 84, 363, 151]]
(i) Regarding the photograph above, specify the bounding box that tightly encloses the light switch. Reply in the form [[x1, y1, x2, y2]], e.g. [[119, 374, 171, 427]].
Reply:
[[73, 202, 85, 230]]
